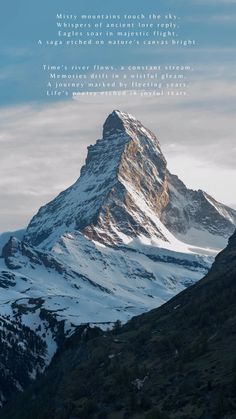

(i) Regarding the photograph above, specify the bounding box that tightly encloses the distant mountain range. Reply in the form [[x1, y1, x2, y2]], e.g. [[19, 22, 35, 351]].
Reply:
[[0, 110, 235, 407]]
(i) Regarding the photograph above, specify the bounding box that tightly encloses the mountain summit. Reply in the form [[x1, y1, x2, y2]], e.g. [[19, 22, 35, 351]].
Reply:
[[0, 110, 235, 406], [25, 110, 236, 250]]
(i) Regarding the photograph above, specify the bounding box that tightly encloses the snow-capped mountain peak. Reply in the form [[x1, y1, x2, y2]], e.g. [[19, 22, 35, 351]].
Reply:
[[103, 110, 162, 148], [25, 110, 236, 251], [24, 110, 169, 248], [0, 110, 235, 405]]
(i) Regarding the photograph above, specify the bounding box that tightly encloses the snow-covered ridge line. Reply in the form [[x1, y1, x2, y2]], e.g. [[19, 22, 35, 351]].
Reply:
[[0, 109, 235, 405], [24, 109, 236, 250]]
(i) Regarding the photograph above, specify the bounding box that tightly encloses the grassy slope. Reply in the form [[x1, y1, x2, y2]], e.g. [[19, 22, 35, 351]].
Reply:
[[2, 233, 236, 419]]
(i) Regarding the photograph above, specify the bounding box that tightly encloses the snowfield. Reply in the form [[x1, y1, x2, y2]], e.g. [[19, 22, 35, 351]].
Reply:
[[0, 110, 235, 402]]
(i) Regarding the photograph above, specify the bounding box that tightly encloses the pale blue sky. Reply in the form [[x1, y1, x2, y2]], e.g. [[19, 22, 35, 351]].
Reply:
[[1, 0, 236, 104], [0, 0, 236, 231]]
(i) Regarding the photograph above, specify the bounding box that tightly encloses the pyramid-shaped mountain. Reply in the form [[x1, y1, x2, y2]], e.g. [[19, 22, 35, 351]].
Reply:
[[25, 110, 236, 250], [0, 110, 235, 406]]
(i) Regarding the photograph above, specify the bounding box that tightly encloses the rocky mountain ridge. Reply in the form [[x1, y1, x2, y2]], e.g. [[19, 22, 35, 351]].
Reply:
[[25, 110, 236, 250], [2, 228, 236, 419], [0, 110, 235, 406]]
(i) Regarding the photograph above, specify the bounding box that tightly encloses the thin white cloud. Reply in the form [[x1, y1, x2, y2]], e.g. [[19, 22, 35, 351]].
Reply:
[[0, 71, 236, 231]]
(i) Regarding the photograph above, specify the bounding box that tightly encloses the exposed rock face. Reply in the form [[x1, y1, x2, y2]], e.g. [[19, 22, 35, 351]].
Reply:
[[3, 237, 46, 270], [25, 111, 170, 247], [82, 111, 170, 244], [25, 110, 236, 249], [162, 172, 236, 241], [4, 229, 236, 419], [1, 110, 235, 408]]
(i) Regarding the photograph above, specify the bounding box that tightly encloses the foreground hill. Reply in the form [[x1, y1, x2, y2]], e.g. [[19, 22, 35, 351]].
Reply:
[[3, 229, 236, 419], [3, 110, 235, 404]]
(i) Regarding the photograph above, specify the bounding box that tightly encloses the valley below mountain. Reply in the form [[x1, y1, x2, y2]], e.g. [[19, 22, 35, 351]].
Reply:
[[2, 196, 236, 419], [0, 110, 235, 409]]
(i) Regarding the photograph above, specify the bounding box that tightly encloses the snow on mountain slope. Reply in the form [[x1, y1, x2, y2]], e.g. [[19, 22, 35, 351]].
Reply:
[[0, 231, 210, 407], [162, 173, 236, 250], [25, 110, 236, 251], [0, 229, 25, 253], [1, 109, 235, 360], [0, 233, 211, 356], [24, 111, 168, 248], [0, 110, 235, 405]]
